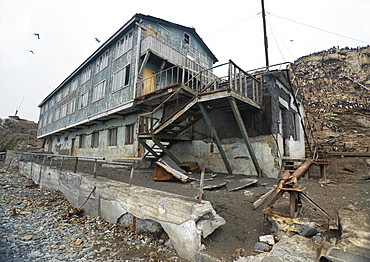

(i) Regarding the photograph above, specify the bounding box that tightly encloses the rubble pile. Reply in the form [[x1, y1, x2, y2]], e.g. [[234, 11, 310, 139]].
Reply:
[[291, 46, 370, 152], [0, 171, 183, 262]]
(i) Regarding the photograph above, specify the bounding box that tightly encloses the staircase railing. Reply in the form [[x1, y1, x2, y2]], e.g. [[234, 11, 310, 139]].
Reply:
[[138, 60, 262, 135]]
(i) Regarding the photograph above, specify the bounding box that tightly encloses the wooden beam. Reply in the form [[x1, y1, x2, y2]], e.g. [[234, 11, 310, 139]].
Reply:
[[228, 97, 263, 177], [198, 103, 232, 174]]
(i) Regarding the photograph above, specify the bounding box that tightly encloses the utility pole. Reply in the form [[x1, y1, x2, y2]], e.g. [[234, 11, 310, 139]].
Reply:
[[261, 0, 269, 69]]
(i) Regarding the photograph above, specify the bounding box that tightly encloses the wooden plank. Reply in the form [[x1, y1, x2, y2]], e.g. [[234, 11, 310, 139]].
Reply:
[[253, 187, 275, 209]]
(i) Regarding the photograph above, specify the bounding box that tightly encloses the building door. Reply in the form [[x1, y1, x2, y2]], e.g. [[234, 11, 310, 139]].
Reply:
[[71, 138, 76, 156], [141, 68, 155, 95]]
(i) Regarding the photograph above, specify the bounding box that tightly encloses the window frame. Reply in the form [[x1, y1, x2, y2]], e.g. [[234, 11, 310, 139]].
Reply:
[[95, 52, 109, 74], [91, 131, 99, 148], [79, 91, 89, 109], [108, 128, 118, 146], [92, 79, 106, 102], [112, 64, 131, 92], [115, 31, 133, 59], [125, 124, 135, 145]]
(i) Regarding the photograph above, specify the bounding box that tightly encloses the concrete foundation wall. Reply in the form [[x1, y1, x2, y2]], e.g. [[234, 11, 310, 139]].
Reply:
[[18, 161, 225, 261], [167, 136, 281, 178]]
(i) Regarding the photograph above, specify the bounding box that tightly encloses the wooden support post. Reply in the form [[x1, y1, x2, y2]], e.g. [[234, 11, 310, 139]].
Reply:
[[228, 97, 263, 177], [199, 103, 232, 174]]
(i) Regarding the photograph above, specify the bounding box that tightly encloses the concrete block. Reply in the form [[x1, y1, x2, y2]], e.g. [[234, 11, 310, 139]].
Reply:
[[100, 199, 127, 224], [118, 213, 163, 235], [161, 220, 201, 261]]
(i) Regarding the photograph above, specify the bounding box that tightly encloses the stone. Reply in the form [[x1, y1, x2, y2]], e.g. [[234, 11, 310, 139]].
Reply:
[[259, 235, 275, 245], [326, 207, 370, 262], [75, 238, 83, 245], [254, 242, 271, 252], [22, 235, 33, 241], [298, 223, 318, 237], [264, 235, 319, 261]]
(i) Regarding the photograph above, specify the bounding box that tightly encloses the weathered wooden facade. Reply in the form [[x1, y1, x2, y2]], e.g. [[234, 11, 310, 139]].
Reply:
[[37, 14, 305, 177]]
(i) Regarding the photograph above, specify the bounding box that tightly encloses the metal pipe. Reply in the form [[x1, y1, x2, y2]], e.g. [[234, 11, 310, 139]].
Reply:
[[74, 157, 79, 173]]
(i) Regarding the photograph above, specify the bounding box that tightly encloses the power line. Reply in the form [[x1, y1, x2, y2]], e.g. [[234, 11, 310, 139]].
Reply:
[[204, 12, 261, 37], [268, 12, 369, 44]]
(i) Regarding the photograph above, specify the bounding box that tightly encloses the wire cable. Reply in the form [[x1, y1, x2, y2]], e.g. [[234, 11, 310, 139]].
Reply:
[[205, 12, 261, 37], [268, 12, 369, 44]]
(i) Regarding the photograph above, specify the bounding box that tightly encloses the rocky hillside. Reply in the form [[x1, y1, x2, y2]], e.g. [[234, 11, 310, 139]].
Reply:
[[0, 116, 42, 152], [291, 46, 370, 155]]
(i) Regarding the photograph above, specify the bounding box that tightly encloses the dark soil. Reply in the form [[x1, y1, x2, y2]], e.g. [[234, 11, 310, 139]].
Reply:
[[21, 157, 370, 261]]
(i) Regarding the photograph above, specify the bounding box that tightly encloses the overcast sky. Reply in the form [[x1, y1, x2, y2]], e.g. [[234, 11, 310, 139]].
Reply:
[[1, 0, 369, 122]]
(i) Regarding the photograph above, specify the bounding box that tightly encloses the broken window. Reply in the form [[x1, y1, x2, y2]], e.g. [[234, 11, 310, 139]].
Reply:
[[91, 131, 99, 148], [108, 128, 118, 146], [125, 124, 134, 145], [112, 64, 131, 91], [79, 91, 89, 109], [184, 33, 190, 44]]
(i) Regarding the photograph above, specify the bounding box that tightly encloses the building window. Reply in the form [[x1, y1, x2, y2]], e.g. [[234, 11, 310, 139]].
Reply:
[[71, 78, 78, 91], [79, 135, 86, 148], [79, 91, 89, 109], [91, 131, 99, 148], [112, 64, 130, 91], [57, 92, 62, 102], [125, 124, 134, 145], [54, 108, 60, 121], [92, 80, 106, 102], [68, 99, 76, 115], [96, 52, 108, 74], [48, 114, 53, 125], [184, 33, 190, 44], [108, 128, 118, 146], [81, 66, 91, 84], [49, 98, 55, 107], [63, 84, 70, 98], [116, 31, 133, 58], [60, 104, 67, 118]]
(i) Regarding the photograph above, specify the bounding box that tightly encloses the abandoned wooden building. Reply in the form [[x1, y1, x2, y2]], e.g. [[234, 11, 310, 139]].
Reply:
[[37, 14, 305, 178]]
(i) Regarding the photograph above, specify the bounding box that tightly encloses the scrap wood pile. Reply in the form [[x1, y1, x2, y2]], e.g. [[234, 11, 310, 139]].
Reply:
[[256, 159, 338, 229]]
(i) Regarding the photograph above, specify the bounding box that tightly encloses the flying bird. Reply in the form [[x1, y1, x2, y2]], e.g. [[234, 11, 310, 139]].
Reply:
[[27, 50, 34, 54], [34, 33, 40, 39], [95, 38, 101, 43]]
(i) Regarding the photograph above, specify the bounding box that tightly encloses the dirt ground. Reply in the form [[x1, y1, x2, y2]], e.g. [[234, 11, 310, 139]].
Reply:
[[18, 157, 370, 261]]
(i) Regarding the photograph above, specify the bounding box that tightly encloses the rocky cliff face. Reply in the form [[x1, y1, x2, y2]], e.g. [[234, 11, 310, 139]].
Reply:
[[0, 116, 42, 151], [291, 46, 370, 154]]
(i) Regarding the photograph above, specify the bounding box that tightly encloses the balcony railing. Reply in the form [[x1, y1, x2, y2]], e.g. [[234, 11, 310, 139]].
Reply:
[[138, 60, 262, 134]]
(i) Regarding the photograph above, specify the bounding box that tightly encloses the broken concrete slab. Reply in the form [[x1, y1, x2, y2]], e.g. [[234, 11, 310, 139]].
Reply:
[[326, 206, 370, 262], [18, 160, 225, 261], [225, 178, 257, 191], [239, 235, 319, 262]]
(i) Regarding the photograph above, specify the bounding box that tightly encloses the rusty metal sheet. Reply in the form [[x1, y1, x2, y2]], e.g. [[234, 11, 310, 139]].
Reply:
[[154, 159, 189, 182]]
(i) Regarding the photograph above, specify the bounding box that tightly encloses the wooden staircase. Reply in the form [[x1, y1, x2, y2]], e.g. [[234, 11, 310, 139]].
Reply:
[[137, 60, 263, 175]]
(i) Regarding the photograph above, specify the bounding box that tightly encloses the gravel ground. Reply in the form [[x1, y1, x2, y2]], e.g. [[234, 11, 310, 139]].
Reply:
[[0, 169, 184, 262]]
